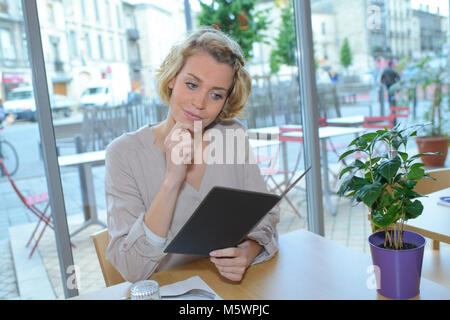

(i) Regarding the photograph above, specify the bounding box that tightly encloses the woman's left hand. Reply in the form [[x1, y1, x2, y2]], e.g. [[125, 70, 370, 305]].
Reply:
[[209, 240, 262, 282]]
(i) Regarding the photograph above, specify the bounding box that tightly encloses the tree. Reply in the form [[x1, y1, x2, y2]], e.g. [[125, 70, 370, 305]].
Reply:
[[269, 0, 297, 74], [197, 0, 269, 60], [340, 37, 353, 70]]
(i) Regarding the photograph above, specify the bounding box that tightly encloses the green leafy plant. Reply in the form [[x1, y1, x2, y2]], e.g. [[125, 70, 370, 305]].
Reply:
[[340, 38, 352, 71], [269, 0, 296, 74], [197, 0, 270, 60], [337, 125, 437, 250], [392, 56, 450, 137]]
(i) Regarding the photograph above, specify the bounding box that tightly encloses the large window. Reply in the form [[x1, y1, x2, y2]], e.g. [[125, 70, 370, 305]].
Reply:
[[310, 0, 449, 252], [0, 0, 447, 299], [0, 0, 61, 300]]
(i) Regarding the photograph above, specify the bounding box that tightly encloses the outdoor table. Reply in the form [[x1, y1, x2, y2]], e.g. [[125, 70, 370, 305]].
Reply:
[[247, 125, 364, 215], [58, 150, 107, 236], [326, 115, 365, 127]]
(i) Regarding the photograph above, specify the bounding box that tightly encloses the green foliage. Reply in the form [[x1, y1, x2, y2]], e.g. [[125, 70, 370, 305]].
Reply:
[[340, 38, 352, 69], [338, 125, 439, 249], [197, 0, 270, 60], [391, 56, 450, 137], [269, 1, 296, 74]]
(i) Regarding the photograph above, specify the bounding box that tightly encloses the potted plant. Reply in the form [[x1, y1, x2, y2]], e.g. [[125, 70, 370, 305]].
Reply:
[[337, 124, 436, 299], [393, 56, 450, 167]]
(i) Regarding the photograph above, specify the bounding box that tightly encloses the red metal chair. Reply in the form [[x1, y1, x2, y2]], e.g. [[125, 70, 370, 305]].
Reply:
[[257, 126, 305, 219], [390, 106, 409, 119], [363, 114, 396, 129], [0, 158, 74, 258]]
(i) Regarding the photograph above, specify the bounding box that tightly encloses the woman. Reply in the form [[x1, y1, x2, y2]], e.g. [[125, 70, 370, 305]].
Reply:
[[105, 28, 279, 283]]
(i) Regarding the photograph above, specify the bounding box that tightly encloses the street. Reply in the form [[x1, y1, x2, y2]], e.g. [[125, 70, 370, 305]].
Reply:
[[1, 120, 44, 180]]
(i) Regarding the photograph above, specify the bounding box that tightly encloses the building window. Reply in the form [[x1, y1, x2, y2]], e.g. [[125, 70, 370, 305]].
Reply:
[[94, 0, 100, 21], [47, 2, 55, 24], [85, 33, 92, 59], [116, 4, 122, 28], [0, 29, 16, 60], [109, 36, 115, 60], [105, 1, 112, 27], [69, 30, 78, 58], [119, 38, 125, 61], [0, 0, 8, 14], [81, 0, 87, 18], [98, 34, 104, 59]]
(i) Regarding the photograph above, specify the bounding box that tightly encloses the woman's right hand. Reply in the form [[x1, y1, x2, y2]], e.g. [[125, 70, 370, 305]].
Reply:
[[163, 122, 195, 188]]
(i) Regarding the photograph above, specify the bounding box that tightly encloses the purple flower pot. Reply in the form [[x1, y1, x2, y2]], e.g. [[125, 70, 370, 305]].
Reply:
[[368, 230, 425, 299]]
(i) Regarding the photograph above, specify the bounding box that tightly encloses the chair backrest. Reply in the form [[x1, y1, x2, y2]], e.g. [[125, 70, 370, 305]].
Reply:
[[363, 114, 395, 129], [0, 158, 28, 206], [0, 158, 52, 226], [414, 168, 450, 195], [279, 126, 303, 142], [390, 106, 409, 119], [90, 228, 126, 287], [278, 119, 327, 143]]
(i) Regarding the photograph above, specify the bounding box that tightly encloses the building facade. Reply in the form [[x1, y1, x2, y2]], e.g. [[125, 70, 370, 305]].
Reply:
[[0, 0, 30, 102]]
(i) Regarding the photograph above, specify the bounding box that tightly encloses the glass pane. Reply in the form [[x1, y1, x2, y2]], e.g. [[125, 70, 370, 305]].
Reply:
[[33, 0, 194, 298], [310, 0, 449, 253], [0, 1, 64, 299], [29, 0, 310, 297], [246, 0, 307, 233]]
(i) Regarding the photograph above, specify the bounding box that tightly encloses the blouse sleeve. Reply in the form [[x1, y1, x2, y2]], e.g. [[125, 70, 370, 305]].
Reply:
[[104, 143, 167, 283], [242, 133, 280, 264]]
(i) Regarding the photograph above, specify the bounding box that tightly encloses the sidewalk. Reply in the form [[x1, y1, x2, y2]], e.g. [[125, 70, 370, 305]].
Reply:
[[0, 165, 106, 299]]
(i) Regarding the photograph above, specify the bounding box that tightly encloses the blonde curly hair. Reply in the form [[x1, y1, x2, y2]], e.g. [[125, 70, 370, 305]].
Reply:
[[155, 27, 251, 121]]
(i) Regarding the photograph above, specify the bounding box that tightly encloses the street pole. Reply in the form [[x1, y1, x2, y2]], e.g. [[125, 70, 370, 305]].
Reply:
[[184, 0, 193, 33]]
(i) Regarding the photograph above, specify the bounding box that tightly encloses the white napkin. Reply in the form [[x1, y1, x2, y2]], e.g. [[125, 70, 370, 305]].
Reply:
[[160, 276, 222, 300]]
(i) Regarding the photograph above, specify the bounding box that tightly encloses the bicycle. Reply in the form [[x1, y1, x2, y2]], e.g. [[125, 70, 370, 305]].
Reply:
[[0, 125, 19, 177]]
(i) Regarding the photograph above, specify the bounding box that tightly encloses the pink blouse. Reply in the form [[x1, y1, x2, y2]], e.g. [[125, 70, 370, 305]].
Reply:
[[105, 119, 280, 283]]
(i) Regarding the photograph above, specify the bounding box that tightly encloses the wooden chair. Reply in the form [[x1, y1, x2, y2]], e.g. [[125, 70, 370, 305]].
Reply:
[[0, 158, 76, 258], [90, 228, 126, 287], [414, 168, 450, 196], [412, 168, 450, 250], [257, 126, 307, 219]]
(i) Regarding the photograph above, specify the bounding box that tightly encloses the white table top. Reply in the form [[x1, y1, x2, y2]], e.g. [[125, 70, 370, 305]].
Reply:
[[326, 115, 365, 126], [247, 125, 298, 137], [284, 126, 365, 139], [248, 125, 364, 140], [58, 150, 106, 167]]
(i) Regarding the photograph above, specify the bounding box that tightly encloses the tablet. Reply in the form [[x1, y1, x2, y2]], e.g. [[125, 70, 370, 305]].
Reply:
[[164, 166, 311, 256], [164, 186, 280, 256]]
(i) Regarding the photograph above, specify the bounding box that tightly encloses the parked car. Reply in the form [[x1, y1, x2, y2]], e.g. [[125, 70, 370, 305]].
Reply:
[[3, 86, 76, 121], [51, 94, 77, 118], [0, 101, 5, 123], [3, 86, 37, 121]]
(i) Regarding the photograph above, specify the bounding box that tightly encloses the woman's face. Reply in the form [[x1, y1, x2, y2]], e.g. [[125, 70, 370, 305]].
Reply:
[[168, 51, 234, 130]]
